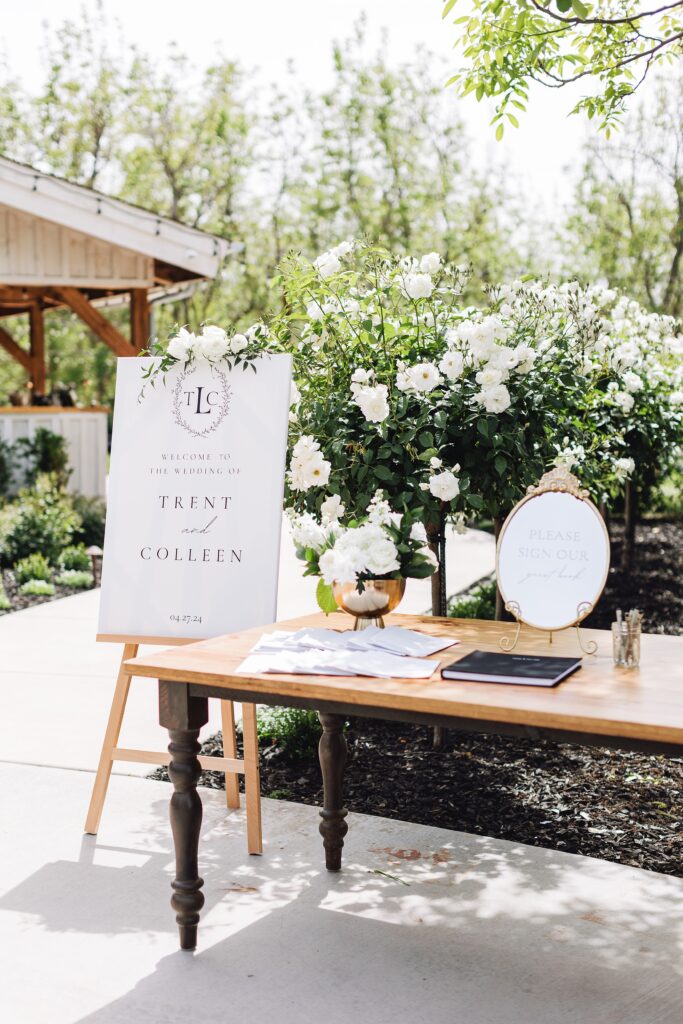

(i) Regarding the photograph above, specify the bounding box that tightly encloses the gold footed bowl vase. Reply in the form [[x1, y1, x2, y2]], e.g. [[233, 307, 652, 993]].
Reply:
[[332, 577, 406, 630]]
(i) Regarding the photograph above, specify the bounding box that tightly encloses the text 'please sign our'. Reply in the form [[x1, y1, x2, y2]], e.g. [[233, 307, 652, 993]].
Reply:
[[98, 354, 292, 641]]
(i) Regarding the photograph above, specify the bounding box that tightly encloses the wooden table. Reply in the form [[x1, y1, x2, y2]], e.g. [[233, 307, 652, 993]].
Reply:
[[126, 612, 683, 950]]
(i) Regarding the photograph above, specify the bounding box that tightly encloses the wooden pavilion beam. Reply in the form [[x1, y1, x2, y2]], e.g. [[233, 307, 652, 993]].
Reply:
[[52, 286, 138, 358], [130, 288, 150, 353], [0, 324, 31, 373], [29, 302, 46, 394]]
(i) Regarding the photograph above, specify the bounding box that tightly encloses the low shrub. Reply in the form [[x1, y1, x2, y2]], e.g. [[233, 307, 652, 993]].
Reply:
[[448, 578, 497, 620], [71, 494, 106, 547], [13, 428, 70, 488], [0, 437, 12, 500], [0, 580, 10, 611], [1, 473, 80, 566], [20, 579, 55, 596], [256, 706, 321, 759], [13, 552, 52, 585], [58, 544, 91, 572], [56, 569, 94, 589]]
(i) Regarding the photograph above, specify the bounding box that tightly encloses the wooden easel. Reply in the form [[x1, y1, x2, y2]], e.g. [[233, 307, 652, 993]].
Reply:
[[84, 635, 262, 855]]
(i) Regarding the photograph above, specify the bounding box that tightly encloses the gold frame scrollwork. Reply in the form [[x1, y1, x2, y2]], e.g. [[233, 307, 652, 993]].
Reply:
[[496, 468, 609, 655]]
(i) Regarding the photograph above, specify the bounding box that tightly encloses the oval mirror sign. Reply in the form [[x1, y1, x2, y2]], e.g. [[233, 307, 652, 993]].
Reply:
[[497, 476, 610, 632]]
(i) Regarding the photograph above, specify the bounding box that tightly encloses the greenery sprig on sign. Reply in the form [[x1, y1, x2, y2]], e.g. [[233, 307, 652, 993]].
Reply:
[[139, 322, 277, 399]]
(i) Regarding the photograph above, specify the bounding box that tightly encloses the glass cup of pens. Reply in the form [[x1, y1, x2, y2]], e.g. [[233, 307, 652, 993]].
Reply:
[[612, 609, 642, 668]]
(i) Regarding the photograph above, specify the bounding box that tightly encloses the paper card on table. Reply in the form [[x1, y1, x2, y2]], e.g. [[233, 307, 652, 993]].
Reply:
[[365, 626, 459, 658], [344, 650, 439, 679]]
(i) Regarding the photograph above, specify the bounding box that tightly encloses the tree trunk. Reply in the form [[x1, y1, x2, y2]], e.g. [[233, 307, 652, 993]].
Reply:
[[493, 516, 506, 621], [621, 480, 637, 572], [426, 518, 448, 618], [599, 500, 611, 542], [426, 515, 447, 749]]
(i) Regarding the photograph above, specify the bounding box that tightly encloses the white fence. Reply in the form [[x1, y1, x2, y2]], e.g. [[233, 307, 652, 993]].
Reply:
[[0, 407, 108, 497]]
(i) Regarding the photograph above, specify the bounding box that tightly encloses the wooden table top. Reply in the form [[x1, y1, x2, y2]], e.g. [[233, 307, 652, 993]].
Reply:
[[126, 612, 683, 747]]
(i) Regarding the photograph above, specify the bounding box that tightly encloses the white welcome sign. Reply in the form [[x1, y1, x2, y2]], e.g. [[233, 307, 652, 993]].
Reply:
[[98, 354, 292, 641], [497, 487, 610, 632]]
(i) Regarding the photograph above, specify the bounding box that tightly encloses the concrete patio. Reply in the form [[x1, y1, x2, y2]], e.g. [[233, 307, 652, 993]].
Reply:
[[2, 524, 683, 1022], [2, 764, 683, 1024]]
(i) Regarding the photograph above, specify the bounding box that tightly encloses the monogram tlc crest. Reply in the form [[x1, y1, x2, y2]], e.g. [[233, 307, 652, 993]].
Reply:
[[172, 363, 232, 438]]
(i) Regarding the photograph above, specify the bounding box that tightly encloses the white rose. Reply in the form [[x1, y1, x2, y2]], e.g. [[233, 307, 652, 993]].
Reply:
[[395, 367, 412, 392], [290, 381, 301, 407], [428, 470, 460, 502], [289, 436, 332, 492], [429, 456, 442, 469], [402, 272, 434, 300], [670, 390, 683, 405], [475, 384, 511, 414], [314, 250, 342, 279], [439, 350, 464, 381], [331, 239, 354, 258], [613, 391, 635, 414], [622, 371, 643, 393], [167, 327, 194, 361], [196, 325, 229, 361], [476, 365, 506, 388], [353, 383, 390, 423], [364, 535, 400, 576], [229, 333, 249, 354], [321, 494, 345, 524], [419, 252, 441, 275], [614, 457, 635, 481], [513, 344, 536, 374], [406, 362, 441, 393]]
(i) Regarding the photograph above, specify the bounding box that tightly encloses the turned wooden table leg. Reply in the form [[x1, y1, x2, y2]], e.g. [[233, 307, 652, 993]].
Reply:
[[159, 682, 209, 951], [318, 712, 348, 871]]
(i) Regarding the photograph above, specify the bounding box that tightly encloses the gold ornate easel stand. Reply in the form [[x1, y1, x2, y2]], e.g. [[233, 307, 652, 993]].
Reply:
[[499, 600, 598, 655]]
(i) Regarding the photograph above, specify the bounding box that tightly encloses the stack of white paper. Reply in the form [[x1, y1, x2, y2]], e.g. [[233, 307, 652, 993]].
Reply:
[[236, 625, 458, 680]]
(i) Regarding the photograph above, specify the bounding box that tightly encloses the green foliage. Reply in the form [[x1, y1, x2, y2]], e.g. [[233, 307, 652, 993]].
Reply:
[[0, 14, 528, 408], [58, 544, 91, 571], [71, 495, 107, 548], [12, 429, 70, 488], [443, 1, 683, 133], [0, 578, 10, 611], [13, 552, 52, 585], [56, 569, 94, 589], [448, 578, 497, 620], [256, 707, 322, 760], [0, 438, 12, 499], [1, 474, 80, 566], [565, 73, 683, 318], [19, 579, 55, 597], [647, 464, 683, 518]]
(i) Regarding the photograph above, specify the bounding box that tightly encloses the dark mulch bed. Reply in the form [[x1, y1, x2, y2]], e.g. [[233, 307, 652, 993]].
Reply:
[[150, 518, 683, 876], [0, 567, 98, 615]]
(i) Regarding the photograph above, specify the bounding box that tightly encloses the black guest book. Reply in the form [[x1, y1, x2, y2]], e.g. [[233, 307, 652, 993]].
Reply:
[[440, 650, 582, 687]]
